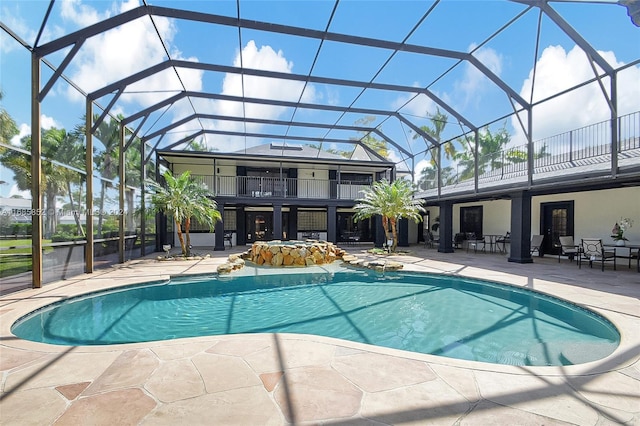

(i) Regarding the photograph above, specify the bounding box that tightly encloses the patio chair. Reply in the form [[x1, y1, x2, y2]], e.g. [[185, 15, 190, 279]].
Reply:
[[453, 233, 466, 249], [223, 232, 233, 247], [424, 231, 437, 248], [579, 238, 616, 271], [495, 231, 510, 253], [558, 236, 579, 263], [530, 235, 544, 256], [466, 232, 486, 253]]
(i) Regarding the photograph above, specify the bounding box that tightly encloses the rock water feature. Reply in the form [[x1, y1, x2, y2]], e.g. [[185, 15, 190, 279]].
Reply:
[[216, 239, 404, 274], [247, 240, 346, 267]]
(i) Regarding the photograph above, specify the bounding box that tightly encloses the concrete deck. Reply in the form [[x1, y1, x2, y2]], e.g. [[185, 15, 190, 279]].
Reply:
[[1, 245, 639, 425]]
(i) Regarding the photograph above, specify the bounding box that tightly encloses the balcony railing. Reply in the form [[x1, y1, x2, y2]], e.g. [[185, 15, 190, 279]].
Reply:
[[418, 110, 639, 195], [192, 175, 371, 200]]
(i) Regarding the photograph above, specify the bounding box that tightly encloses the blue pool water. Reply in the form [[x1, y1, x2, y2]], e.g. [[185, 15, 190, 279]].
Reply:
[[11, 270, 619, 366]]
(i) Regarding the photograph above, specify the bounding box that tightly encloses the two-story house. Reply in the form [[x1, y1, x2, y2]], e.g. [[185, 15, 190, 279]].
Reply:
[[157, 143, 398, 250]]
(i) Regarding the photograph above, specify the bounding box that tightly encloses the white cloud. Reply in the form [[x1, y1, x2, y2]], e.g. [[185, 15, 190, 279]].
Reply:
[[224, 40, 315, 114], [511, 45, 640, 145], [393, 92, 436, 118], [0, 9, 35, 53], [169, 40, 317, 151], [11, 124, 30, 146], [472, 44, 503, 76], [58, 2, 311, 152], [10, 114, 60, 145], [62, 0, 203, 109], [325, 87, 341, 106], [8, 184, 31, 199], [41, 114, 61, 130], [455, 45, 503, 109], [413, 158, 432, 184], [60, 0, 110, 26]]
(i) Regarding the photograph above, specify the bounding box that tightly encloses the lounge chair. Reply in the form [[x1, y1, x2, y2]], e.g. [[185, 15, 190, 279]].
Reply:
[[530, 235, 544, 256], [579, 238, 616, 271], [558, 236, 579, 263]]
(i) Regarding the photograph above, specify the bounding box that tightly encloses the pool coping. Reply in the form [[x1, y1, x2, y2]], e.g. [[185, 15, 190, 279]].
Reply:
[[1, 256, 638, 378], [2, 248, 639, 425]]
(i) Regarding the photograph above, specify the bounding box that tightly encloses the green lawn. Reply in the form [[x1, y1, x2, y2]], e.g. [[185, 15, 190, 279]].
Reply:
[[0, 238, 33, 253], [0, 239, 51, 278]]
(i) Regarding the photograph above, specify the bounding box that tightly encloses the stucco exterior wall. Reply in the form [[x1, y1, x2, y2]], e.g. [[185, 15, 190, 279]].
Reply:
[[533, 187, 640, 243], [417, 186, 639, 245]]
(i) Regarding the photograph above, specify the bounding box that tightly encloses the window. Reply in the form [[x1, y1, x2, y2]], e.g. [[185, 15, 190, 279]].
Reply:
[[339, 173, 372, 184], [182, 208, 234, 233], [223, 209, 236, 231], [298, 210, 327, 231], [460, 206, 483, 237], [246, 168, 287, 178], [182, 216, 213, 233]]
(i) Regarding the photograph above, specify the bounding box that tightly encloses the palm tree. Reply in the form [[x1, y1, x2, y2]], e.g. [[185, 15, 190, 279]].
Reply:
[[92, 115, 122, 237], [353, 179, 425, 252], [455, 124, 512, 180], [147, 170, 222, 257], [0, 91, 19, 145], [413, 108, 457, 188], [0, 128, 74, 238], [44, 127, 86, 237], [351, 116, 389, 159]]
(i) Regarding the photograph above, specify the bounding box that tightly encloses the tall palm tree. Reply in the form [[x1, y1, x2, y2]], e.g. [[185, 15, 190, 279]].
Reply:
[[42, 128, 86, 236], [455, 124, 512, 180], [123, 133, 144, 234], [0, 128, 74, 238], [147, 170, 222, 257], [353, 179, 425, 252], [93, 115, 122, 237], [413, 108, 457, 188], [352, 116, 389, 159]]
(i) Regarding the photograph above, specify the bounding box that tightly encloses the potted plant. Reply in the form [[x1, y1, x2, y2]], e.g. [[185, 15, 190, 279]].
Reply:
[[611, 217, 633, 246]]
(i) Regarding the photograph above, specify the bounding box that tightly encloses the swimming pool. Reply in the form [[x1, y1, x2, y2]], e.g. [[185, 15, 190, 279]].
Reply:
[[11, 270, 619, 366]]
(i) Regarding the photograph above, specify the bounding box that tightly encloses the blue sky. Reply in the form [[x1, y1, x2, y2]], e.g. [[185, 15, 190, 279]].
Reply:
[[1, 0, 639, 197]]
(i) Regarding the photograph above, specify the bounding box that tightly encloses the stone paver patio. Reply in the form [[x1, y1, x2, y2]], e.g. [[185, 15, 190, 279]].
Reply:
[[1, 245, 639, 425]]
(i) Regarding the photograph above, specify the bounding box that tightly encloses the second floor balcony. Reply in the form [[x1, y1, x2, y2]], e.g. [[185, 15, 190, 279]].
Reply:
[[192, 175, 371, 201]]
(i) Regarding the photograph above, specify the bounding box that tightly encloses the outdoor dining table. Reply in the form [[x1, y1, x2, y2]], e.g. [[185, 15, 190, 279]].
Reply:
[[483, 234, 506, 253], [604, 243, 640, 272]]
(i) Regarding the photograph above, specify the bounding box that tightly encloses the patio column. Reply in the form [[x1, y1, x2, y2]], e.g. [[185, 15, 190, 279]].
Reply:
[[288, 206, 297, 241], [236, 207, 246, 245], [327, 206, 337, 243], [438, 201, 454, 253], [398, 218, 409, 247], [374, 216, 384, 248], [508, 191, 533, 264], [214, 202, 225, 251], [273, 204, 282, 240]]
